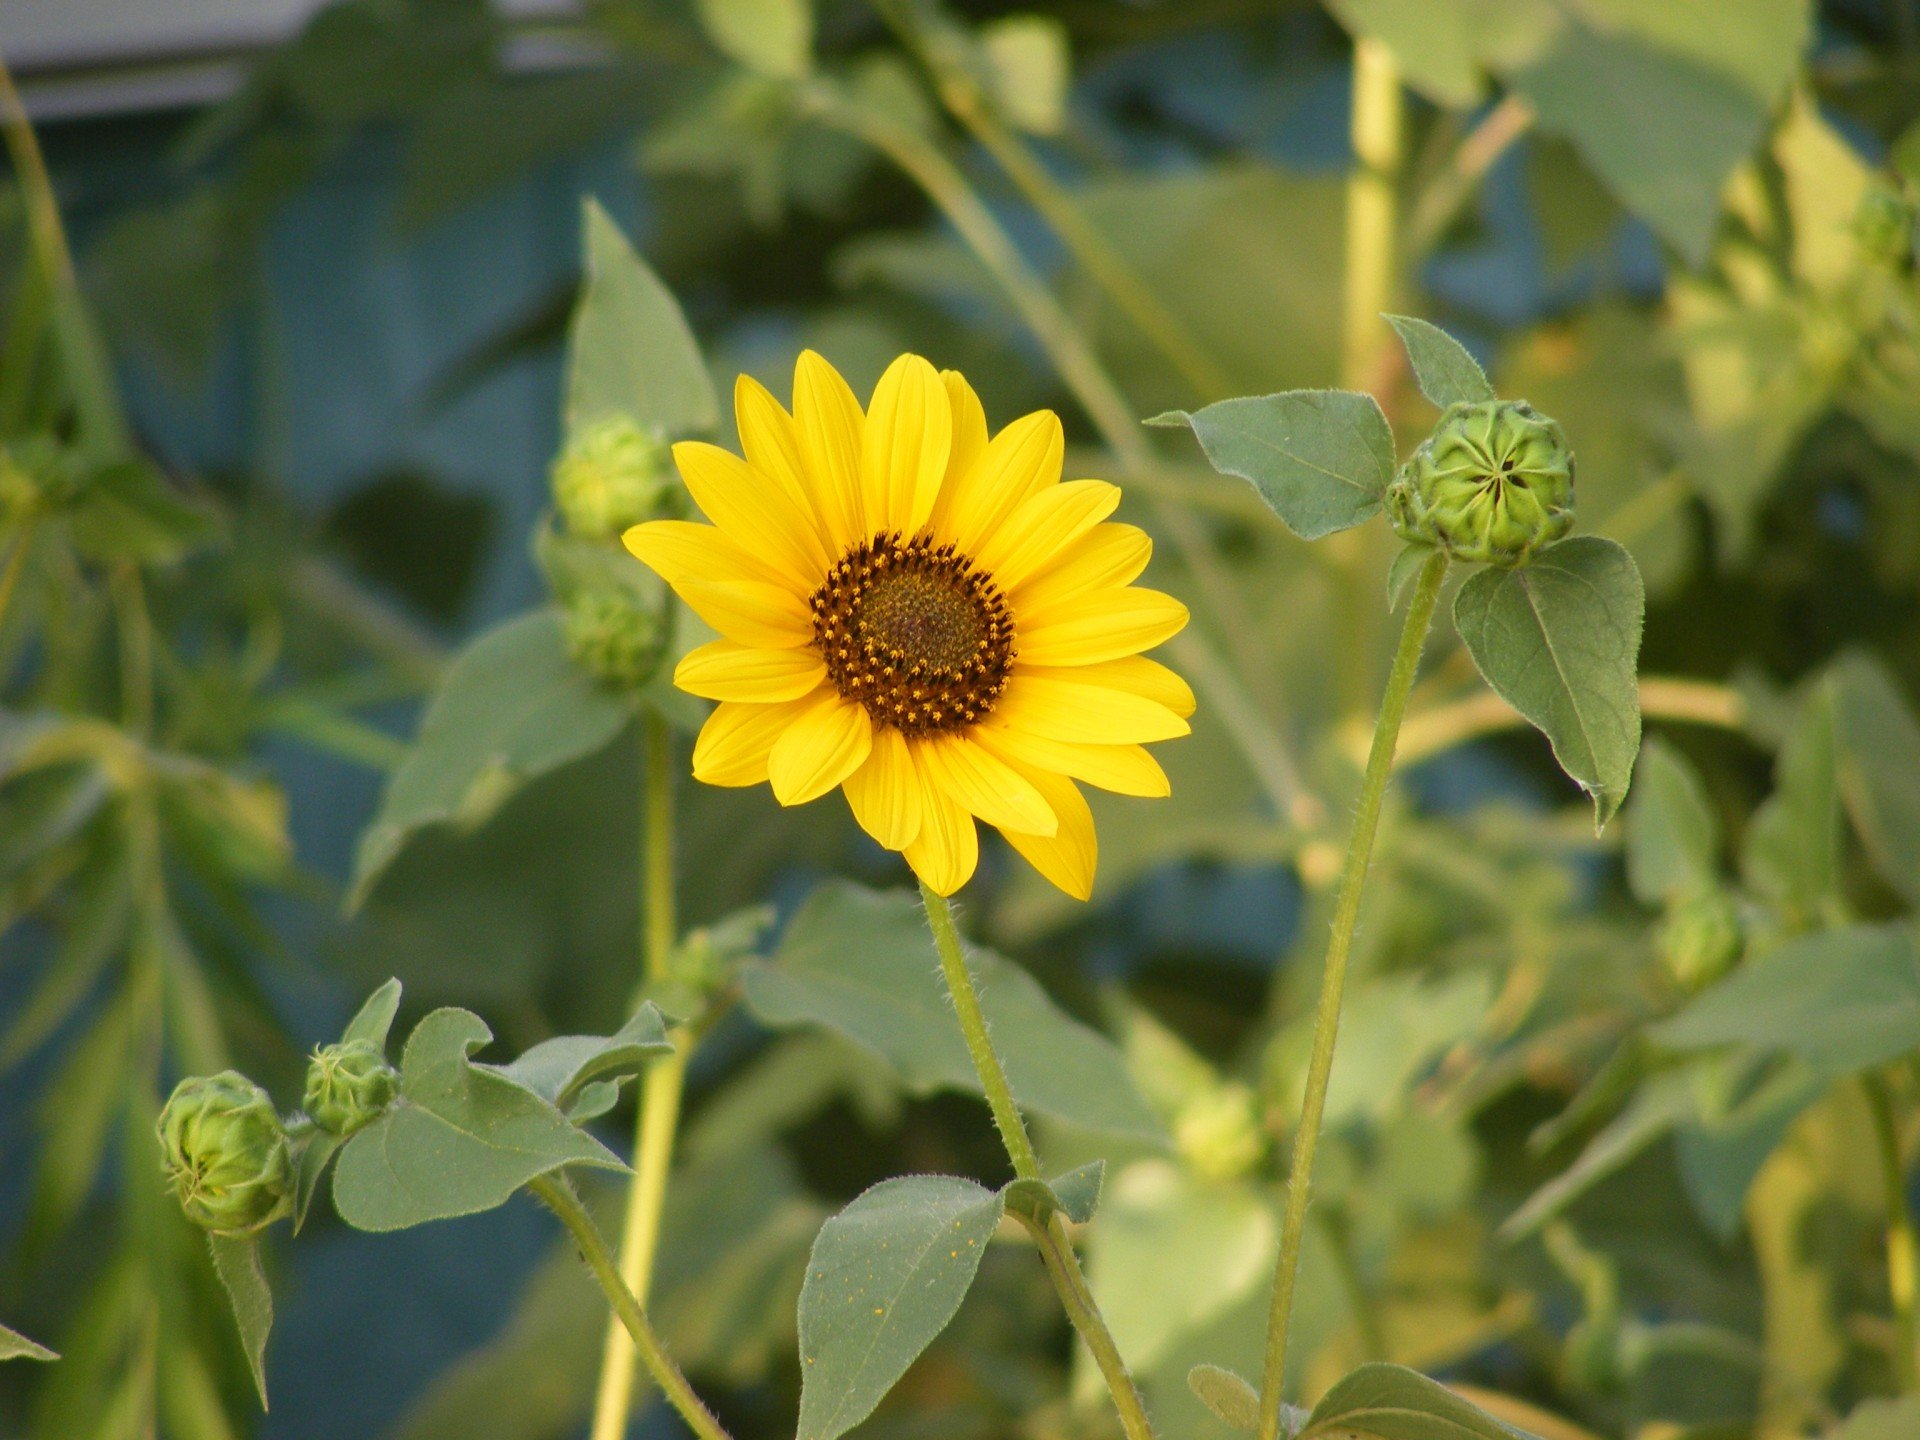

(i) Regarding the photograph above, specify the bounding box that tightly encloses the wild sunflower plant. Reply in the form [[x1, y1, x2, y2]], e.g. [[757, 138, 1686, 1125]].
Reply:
[[145, 204, 1647, 1440]]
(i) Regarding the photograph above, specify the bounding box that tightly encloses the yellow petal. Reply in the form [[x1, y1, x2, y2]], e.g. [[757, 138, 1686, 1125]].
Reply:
[[1028, 655, 1196, 718], [862, 354, 951, 536], [917, 733, 1057, 837], [768, 692, 873, 806], [902, 762, 979, 895], [994, 672, 1190, 743], [671, 440, 827, 591], [997, 766, 1096, 901], [735, 374, 835, 546], [843, 726, 922, 851], [974, 479, 1122, 593], [792, 350, 866, 551], [1010, 524, 1153, 613], [674, 640, 827, 702], [926, 369, 989, 538], [1016, 587, 1190, 666], [973, 724, 1170, 797], [942, 410, 1063, 554], [624, 519, 788, 592], [692, 698, 815, 787], [676, 578, 814, 650]]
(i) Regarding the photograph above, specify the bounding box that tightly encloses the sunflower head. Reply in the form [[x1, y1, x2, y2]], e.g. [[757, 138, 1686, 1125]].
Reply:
[[624, 351, 1193, 899]]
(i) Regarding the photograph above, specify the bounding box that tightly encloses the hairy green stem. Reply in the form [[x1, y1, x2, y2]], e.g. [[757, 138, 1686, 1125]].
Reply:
[[1867, 1073, 1919, 1392], [1257, 549, 1447, 1439], [590, 713, 688, 1440], [805, 85, 1313, 826], [529, 1173, 732, 1440], [920, 883, 1154, 1440]]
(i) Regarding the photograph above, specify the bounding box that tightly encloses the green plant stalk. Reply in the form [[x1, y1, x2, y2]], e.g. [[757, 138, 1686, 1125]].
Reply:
[[806, 86, 1316, 830], [589, 712, 688, 1440], [919, 883, 1155, 1440], [1256, 548, 1448, 1440], [1340, 37, 1404, 392], [1866, 1073, 1919, 1392], [529, 1173, 733, 1440]]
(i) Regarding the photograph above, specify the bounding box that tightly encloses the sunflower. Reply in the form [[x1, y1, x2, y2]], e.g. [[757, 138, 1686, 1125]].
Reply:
[[623, 351, 1192, 899]]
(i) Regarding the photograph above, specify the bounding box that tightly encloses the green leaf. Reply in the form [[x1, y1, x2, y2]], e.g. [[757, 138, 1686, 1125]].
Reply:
[[795, 1174, 1003, 1440], [568, 199, 718, 441], [1500, 1, 1812, 265], [1453, 536, 1645, 828], [1002, 1160, 1104, 1227], [741, 882, 1163, 1140], [0, 1322, 57, 1362], [1148, 390, 1393, 540], [1188, 1363, 1261, 1432], [1830, 652, 1920, 907], [208, 1233, 273, 1409], [348, 611, 633, 908], [1652, 925, 1920, 1078], [694, 0, 812, 77], [1674, 1057, 1822, 1240], [1625, 738, 1719, 905], [1324, 0, 1481, 108], [332, 1008, 626, 1232], [486, 1003, 672, 1119], [66, 461, 221, 564], [1501, 1070, 1694, 1240], [1385, 315, 1494, 409], [1386, 542, 1438, 609], [342, 978, 403, 1049], [291, 1128, 343, 1235], [979, 17, 1070, 135], [1297, 1362, 1536, 1440], [1742, 685, 1841, 922]]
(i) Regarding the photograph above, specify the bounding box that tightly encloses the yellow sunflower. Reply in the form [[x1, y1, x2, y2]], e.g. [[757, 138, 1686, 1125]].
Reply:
[[623, 351, 1192, 899]]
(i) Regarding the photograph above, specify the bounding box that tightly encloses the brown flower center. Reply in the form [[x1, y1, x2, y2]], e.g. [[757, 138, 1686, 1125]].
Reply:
[[810, 532, 1014, 736]]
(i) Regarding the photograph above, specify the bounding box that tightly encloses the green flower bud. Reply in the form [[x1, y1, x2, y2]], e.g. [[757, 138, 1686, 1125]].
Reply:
[[1387, 400, 1575, 566], [562, 584, 669, 692], [1656, 888, 1744, 991], [551, 417, 676, 541], [1174, 1083, 1267, 1182], [1856, 184, 1917, 269], [304, 1039, 398, 1137], [156, 1072, 292, 1234]]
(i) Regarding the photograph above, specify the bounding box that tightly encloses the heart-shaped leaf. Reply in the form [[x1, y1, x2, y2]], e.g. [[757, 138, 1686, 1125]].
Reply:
[[1385, 315, 1494, 409], [1454, 536, 1644, 828], [796, 1175, 1004, 1440], [1297, 1362, 1539, 1440], [332, 1008, 626, 1232], [486, 1003, 673, 1118], [209, 1233, 273, 1408], [1149, 390, 1393, 540]]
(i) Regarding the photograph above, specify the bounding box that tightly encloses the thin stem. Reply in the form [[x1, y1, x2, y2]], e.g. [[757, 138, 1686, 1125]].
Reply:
[[528, 1174, 733, 1440], [1391, 675, 1748, 767], [805, 86, 1312, 824], [919, 883, 1154, 1440], [920, 882, 1038, 1179], [1341, 37, 1405, 391], [1867, 1073, 1919, 1392], [1256, 549, 1448, 1440], [0, 520, 34, 636], [1402, 94, 1535, 260], [590, 713, 687, 1440]]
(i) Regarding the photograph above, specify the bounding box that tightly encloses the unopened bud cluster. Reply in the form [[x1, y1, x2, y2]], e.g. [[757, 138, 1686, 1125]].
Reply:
[[1656, 888, 1744, 991], [157, 1072, 295, 1234], [1388, 400, 1574, 567], [551, 416, 676, 542], [305, 1039, 399, 1137]]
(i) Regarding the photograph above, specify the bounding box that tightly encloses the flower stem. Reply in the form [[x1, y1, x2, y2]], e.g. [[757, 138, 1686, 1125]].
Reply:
[[589, 712, 688, 1440], [1340, 37, 1404, 393], [529, 1173, 732, 1440], [1255, 548, 1447, 1440], [1867, 1073, 1918, 1392], [919, 883, 1155, 1440]]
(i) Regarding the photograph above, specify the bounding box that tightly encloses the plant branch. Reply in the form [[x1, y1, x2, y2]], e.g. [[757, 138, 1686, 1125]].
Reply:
[[1256, 548, 1448, 1439], [529, 1173, 732, 1440], [1389, 676, 1748, 767], [920, 883, 1155, 1440], [590, 713, 688, 1440], [1403, 94, 1536, 260]]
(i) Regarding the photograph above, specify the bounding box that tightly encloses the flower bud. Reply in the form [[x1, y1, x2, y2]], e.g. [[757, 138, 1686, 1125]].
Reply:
[[562, 585, 670, 693], [1388, 400, 1574, 566], [551, 417, 676, 541], [1174, 1083, 1267, 1182], [1656, 888, 1743, 991], [156, 1072, 293, 1234], [304, 1039, 398, 1137]]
